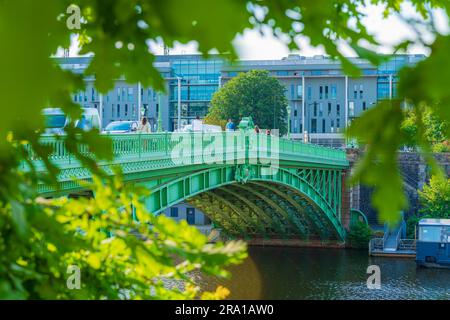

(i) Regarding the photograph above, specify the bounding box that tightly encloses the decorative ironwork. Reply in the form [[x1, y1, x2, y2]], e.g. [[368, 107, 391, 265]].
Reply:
[[27, 131, 349, 240]]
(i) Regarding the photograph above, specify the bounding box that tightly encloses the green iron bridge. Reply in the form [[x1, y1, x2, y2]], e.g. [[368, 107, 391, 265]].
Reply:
[[29, 127, 350, 241]]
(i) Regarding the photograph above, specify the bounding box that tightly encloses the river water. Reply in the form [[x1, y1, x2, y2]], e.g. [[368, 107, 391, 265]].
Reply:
[[199, 246, 450, 300]]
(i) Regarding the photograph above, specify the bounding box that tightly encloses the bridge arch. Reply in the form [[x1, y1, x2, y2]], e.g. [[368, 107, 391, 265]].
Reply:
[[140, 165, 346, 240]]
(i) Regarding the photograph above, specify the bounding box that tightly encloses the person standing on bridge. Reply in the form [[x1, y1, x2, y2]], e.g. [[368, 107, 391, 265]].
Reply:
[[225, 119, 235, 132], [138, 117, 151, 133]]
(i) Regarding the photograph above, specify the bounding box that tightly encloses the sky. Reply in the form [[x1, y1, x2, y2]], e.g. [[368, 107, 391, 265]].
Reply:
[[64, 2, 449, 60]]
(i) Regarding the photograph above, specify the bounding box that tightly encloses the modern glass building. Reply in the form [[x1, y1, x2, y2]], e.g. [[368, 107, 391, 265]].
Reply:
[[156, 54, 223, 130], [56, 53, 424, 138]]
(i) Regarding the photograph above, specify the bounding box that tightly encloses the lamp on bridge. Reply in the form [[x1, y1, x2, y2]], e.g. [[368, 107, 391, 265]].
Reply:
[[238, 117, 254, 131]]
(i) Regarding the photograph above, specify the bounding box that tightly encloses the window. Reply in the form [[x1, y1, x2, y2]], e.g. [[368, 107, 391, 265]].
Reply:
[[74, 94, 77, 102], [349, 101, 355, 117], [336, 103, 340, 116], [419, 226, 449, 243], [143, 103, 148, 117], [336, 118, 340, 128], [297, 85, 303, 99], [328, 103, 332, 116], [125, 104, 128, 117], [117, 88, 121, 101], [117, 104, 120, 118], [313, 103, 317, 117], [331, 120, 335, 132], [362, 102, 367, 111], [276, 70, 288, 76], [353, 84, 358, 99], [319, 103, 323, 117], [319, 86, 323, 99], [322, 119, 326, 133], [331, 84, 337, 99], [128, 87, 134, 102], [291, 84, 295, 99], [111, 104, 114, 117], [311, 119, 317, 133], [294, 110, 298, 117], [170, 207, 179, 217], [377, 80, 390, 100], [91, 88, 95, 101], [122, 88, 126, 101], [360, 84, 364, 99], [325, 86, 329, 99], [132, 104, 136, 118], [307, 86, 312, 100]]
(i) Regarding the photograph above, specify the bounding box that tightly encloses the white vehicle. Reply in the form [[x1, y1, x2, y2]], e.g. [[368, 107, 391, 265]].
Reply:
[[103, 121, 138, 134], [43, 107, 100, 134], [174, 123, 222, 133], [202, 124, 222, 133]]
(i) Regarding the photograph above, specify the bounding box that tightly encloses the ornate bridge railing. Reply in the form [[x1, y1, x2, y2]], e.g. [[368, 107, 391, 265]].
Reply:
[[25, 131, 348, 195], [28, 132, 347, 168]]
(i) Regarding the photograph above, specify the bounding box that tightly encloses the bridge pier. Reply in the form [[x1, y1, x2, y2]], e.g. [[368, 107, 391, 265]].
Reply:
[[341, 168, 351, 231], [347, 149, 450, 226]]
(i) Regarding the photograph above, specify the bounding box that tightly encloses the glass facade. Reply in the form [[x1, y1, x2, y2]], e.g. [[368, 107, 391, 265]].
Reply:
[[377, 76, 391, 100], [376, 55, 419, 100], [169, 57, 222, 130]]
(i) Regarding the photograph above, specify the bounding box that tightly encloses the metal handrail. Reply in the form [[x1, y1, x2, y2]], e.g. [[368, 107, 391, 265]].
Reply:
[[28, 131, 348, 170], [369, 238, 384, 254]]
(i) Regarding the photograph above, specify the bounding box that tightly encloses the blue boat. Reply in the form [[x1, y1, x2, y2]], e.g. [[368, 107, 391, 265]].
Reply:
[[416, 219, 450, 269]]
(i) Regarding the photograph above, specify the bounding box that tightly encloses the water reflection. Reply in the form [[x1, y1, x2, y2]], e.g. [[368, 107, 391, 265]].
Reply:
[[199, 246, 450, 300]]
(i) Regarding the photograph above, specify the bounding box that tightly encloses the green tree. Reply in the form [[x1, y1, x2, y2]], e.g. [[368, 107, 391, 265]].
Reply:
[[205, 70, 288, 134], [406, 175, 450, 238], [402, 107, 450, 152], [346, 221, 372, 249], [418, 175, 450, 218]]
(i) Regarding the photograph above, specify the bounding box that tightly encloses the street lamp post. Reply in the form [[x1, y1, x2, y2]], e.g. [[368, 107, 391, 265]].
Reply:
[[286, 105, 291, 140], [157, 94, 163, 132], [177, 76, 181, 130]]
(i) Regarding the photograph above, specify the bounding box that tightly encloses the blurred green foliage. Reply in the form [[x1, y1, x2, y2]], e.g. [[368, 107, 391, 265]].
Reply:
[[0, 0, 450, 298], [205, 70, 288, 134], [402, 107, 450, 152], [1, 168, 247, 299]]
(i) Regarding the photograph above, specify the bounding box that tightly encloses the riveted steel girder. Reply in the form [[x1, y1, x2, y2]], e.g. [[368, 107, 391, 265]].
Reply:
[[231, 183, 307, 238], [217, 186, 283, 237]]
